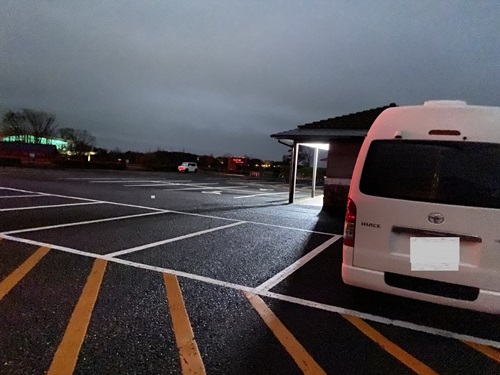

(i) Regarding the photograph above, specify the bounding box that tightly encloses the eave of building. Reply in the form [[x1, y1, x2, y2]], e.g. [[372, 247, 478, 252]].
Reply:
[[271, 103, 397, 142], [270, 128, 367, 142]]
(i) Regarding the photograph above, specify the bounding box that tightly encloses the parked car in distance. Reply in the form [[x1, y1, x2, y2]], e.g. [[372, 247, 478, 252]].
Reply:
[[342, 100, 500, 314], [178, 162, 198, 173]]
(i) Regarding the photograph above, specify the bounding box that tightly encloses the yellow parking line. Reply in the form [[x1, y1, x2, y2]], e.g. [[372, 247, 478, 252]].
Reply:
[[47, 258, 107, 375], [342, 314, 438, 375], [0, 246, 50, 301], [463, 341, 500, 362], [163, 273, 206, 375], [243, 291, 327, 375]]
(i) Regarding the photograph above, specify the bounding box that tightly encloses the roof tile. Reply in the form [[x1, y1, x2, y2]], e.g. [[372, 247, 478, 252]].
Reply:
[[298, 103, 397, 130]]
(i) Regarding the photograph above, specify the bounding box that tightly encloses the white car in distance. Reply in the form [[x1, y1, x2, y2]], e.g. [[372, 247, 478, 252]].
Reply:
[[178, 162, 198, 173]]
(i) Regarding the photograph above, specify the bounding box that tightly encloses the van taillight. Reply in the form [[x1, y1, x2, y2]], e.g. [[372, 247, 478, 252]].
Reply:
[[344, 198, 356, 247]]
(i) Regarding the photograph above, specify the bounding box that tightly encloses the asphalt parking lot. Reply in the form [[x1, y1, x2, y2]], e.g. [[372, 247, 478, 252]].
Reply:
[[0, 168, 499, 375]]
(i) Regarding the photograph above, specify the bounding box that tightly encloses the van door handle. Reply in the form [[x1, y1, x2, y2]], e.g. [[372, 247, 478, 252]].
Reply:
[[392, 226, 482, 243]]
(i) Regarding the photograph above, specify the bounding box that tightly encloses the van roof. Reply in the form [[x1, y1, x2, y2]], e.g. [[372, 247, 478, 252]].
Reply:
[[367, 103, 500, 143]]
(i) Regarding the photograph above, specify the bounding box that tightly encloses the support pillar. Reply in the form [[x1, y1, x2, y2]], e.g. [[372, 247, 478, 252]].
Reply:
[[288, 142, 299, 204], [311, 147, 319, 198]]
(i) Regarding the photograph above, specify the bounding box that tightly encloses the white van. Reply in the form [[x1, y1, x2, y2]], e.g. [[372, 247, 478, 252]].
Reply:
[[342, 100, 500, 314]]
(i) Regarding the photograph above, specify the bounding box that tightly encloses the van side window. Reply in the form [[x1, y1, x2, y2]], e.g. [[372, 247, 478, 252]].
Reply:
[[359, 140, 500, 209]]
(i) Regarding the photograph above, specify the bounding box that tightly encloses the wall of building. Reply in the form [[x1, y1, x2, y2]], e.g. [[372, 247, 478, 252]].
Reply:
[[323, 139, 363, 212], [227, 157, 247, 172], [0, 142, 60, 165]]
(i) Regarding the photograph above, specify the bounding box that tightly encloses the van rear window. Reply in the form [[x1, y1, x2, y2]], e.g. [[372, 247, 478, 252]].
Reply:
[[360, 140, 500, 209]]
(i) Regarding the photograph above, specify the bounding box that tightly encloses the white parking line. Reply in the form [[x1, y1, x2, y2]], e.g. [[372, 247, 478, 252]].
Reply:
[[60, 178, 131, 180], [255, 235, 343, 292], [0, 233, 255, 291], [90, 180, 172, 184], [164, 187, 221, 191], [164, 182, 247, 189], [165, 209, 337, 236], [258, 290, 500, 350], [234, 192, 289, 199], [1, 233, 498, 350], [106, 221, 247, 257], [1, 211, 167, 235], [165, 186, 250, 192], [0, 187, 52, 196], [0, 234, 106, 259], [171, 182, 219, 187], [0, 201, 104, 212], [0, 194, 46, 198], [0, 186, 337, 236], [233, 181, 277, 185], [165, 182, 254, 190], [0, 187, 95, 202], [126, 182, 214, 187]]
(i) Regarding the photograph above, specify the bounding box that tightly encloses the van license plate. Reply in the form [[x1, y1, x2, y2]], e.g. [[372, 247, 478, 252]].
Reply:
[[410, 237, 459, 271]]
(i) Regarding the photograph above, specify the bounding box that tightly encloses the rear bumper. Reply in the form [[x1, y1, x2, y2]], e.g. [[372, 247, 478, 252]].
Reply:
[[342, 263, 500, 315]]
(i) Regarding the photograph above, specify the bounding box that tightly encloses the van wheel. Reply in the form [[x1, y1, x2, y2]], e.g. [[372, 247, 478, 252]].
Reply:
[[194, 169, 198, 173]]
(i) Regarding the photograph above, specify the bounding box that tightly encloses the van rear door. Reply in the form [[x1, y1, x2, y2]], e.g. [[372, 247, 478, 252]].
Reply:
[[352, 140, 500, 293]]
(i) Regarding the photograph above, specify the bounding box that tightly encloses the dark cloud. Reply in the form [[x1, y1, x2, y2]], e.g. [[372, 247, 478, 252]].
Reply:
[[1, 1, 499, 159]]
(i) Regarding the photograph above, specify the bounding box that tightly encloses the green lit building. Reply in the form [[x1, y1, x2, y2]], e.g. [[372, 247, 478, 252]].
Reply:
[[2, 135, 69, 152]]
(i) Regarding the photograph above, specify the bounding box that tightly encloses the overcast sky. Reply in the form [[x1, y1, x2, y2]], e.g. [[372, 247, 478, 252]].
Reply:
[[1, 1, 499, 159]]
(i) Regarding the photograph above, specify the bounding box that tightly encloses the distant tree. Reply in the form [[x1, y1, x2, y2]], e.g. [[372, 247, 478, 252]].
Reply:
[[23, 109, 58, 141], [299, 147, 314, 167], [124, 150, 143, 164], [2, 111, 28, 141], [59, 128, 96, 155], [282, 146, 314, 167], [248, 158, 263, 167], [198, 154, 215, 168], [2, 108, 58, 143], [94, 147, 108, 155], [216, 156, 227, 168]]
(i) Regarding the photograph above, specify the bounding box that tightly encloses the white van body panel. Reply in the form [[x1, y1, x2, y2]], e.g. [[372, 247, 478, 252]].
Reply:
[[342, 103, 500, 314], [363, 105, 500, 144], [342, 263, 500, 313]]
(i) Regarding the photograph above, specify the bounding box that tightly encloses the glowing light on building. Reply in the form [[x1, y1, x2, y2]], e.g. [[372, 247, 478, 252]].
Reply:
[[3, 135, 68, 151]]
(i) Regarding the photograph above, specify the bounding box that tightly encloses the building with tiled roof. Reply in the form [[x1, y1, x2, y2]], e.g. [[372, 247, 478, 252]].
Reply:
[[271, 103, 397, 210]]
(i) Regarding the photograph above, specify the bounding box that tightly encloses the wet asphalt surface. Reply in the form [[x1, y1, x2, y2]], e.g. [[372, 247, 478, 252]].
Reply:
[[0, 167, 499, 375]]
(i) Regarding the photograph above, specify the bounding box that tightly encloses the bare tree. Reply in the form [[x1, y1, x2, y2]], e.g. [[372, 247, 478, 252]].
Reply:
[[2, 109, 57, 143], [282, 146, 314, 167], [23, 109, 57, 142], [59, 128, 96, 155], [2, 111, 29, 141], [299, 146, 314, 167]]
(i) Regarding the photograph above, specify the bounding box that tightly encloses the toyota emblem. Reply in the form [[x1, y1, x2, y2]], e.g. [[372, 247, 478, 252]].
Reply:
[[428, 213, 445, 224]]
